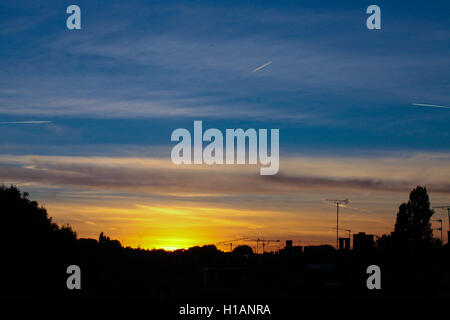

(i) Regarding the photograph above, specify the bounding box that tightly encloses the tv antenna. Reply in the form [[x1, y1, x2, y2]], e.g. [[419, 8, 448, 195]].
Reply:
[[326, 198, 349, 249]]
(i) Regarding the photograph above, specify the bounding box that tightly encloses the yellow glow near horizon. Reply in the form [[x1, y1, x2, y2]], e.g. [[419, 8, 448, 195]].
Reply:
[[41, 198, 407, 250]]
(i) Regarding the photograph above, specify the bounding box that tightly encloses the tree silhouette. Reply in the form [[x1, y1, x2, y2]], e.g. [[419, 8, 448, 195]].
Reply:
[[0, 185, 76, 244], [394, 203, 409, 234], [394, 186, 434, 249], [1, 185, 77, 297], [99, 231, 121, 248], [232, 245, 253, 256]]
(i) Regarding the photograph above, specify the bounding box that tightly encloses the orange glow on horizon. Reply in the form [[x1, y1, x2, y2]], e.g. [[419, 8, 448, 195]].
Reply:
[[40, 199, 409, 250]]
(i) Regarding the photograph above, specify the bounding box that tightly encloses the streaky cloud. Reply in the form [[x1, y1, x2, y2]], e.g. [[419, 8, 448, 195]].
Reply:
[[252, 61, 272, 72], [0, 121, 52, 124], [412, 103, 450, 109], [1, 154, 450, 196]]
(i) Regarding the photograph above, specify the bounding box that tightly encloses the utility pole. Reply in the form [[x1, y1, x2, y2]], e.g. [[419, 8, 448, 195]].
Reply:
[[326, 199, 349, 249]]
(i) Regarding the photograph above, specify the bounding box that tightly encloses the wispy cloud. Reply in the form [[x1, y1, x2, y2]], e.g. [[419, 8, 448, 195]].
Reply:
[[412, 103, 450, 109], [1, 153, 449, 195], [0, 121, 52, 124], [252, 61, 272, 72]]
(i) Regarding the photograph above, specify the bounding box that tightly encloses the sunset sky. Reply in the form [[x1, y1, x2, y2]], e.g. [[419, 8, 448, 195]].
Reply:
[[1, 0, 449, 250]]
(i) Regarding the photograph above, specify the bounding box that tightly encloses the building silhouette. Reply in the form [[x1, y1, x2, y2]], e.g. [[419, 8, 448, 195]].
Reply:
[[338, 237, 350, 252], [281, 240, 302, 257], [353, 232, 374, 252]]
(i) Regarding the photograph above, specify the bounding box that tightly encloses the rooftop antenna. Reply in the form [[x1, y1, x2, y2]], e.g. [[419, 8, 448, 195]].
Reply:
[[326, 198, 349, 249]]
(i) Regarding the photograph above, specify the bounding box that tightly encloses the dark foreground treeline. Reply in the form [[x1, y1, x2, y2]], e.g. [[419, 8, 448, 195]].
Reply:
[[0, 185, 449, 300]]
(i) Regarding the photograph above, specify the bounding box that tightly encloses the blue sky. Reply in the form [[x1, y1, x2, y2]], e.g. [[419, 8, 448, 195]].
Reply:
[[1, 0, 449, 155], [0, 1, 449, 247]]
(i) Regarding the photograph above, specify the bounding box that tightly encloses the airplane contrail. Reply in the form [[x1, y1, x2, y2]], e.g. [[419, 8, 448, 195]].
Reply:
[[252, 61, 272, 72], [0, 121, 52, 124], [412, 103, 450, 109]]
